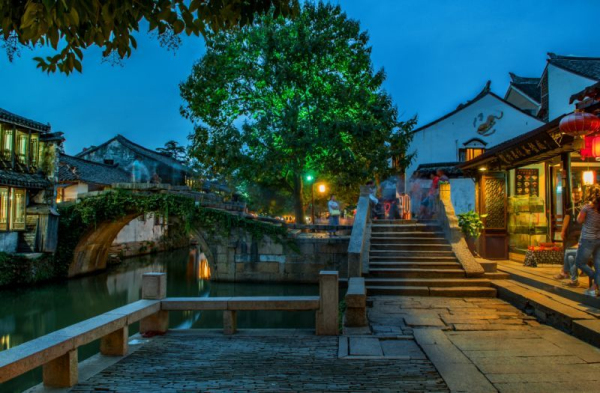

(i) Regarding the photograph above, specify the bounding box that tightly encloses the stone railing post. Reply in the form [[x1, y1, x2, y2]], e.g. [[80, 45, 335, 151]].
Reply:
[[344, 277, 367, 327], [316, 271, 339, 336], [140, 273, 169, 335], [42, 349, 78, 388], [439, 182, 451, 203], [348, 187, 371, 278]]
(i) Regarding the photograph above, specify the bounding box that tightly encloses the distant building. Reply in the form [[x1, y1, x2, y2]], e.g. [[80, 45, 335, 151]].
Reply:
[[76, 134, 188, 186], [0, 108, 64, 253], [57, 154, 130, 202], [504, 73, 541, 117]]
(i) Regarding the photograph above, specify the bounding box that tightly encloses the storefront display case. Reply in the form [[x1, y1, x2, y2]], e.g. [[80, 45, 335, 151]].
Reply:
[[508, 195, 548, 252]]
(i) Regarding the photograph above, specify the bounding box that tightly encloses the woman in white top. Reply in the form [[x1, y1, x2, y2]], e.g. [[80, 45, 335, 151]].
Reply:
[[574, 184, 600, 297], [328, 195, 341, 237]]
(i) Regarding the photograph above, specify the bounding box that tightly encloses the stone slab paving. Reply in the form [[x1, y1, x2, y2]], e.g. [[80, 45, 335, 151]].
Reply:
[[370, 296, 600, 393], [68, 330, 448, 393]]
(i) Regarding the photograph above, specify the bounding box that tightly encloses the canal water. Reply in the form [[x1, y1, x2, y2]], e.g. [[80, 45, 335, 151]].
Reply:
[[0, 248, 318, 393]]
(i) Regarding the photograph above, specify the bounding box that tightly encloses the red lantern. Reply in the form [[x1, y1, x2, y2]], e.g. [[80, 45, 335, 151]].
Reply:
[[559, 112, 600, 137], [592, 136, 600, 158], [581, 135, 593, 158]]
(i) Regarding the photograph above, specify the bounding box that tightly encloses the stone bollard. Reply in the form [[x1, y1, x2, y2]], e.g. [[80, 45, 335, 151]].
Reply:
[[316, 271, 339, 336], [140, 273, 169, 335], [344, 278, 367, 327]]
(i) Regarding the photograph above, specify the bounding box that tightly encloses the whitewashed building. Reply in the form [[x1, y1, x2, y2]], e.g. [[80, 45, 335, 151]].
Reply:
[[406, 82, 545, 214]]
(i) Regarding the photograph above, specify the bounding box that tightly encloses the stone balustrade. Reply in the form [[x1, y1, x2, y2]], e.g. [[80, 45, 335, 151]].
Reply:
[[0, 271, 339, 388], [344, 277, 368, 327], [347, 185, 372, 277]]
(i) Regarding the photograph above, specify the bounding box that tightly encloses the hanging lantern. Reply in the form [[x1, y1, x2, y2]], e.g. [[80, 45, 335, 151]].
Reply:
[[583, 170, 595, 186], [581, 135, 594, 158], [592, 136, 600, 158], [559, 112, 600, 137]]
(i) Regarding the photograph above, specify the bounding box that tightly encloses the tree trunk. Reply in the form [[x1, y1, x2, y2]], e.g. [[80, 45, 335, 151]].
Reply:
[[293, 175, 305, 224]]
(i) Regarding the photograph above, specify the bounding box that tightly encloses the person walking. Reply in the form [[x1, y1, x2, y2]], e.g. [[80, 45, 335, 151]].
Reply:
[[574, 185, 600, 296], [555, 188, 583, 285], [328, 195, 341, 237]]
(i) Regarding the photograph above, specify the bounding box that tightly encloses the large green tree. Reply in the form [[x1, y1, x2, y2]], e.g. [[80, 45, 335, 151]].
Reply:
[[180, 1, 414, 223], [0, 0, 298, 74]]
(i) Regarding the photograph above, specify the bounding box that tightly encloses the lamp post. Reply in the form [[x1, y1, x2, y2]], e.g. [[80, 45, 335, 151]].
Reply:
[[306, 175, 315, 224]]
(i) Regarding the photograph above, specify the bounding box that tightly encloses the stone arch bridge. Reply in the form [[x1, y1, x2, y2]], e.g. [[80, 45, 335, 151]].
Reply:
[[65, 185, 348, 283]]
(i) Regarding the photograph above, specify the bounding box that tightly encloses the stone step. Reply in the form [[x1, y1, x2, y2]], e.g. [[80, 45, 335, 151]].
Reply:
[[369, 255, 459, 262], [365, 277, 492, 287], [371, 224, 441, 233], [373, 219, 419, 225], [478, 260, 498, 273], [370, 243, 452, 251], [367, 268, 466, 278], [483, 272, 511, 280], [369, 250, 456, 258], [369, 231, 445, 238], [370, 237, 448, 245], [366, 286, 497, 297], [369, 261, 462, 269]]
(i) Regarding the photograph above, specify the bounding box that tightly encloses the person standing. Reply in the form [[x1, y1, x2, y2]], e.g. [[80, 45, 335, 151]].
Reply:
[[573, 185, 600, 296], [555, 188, 583, 284], [328, 195, 341, 237]]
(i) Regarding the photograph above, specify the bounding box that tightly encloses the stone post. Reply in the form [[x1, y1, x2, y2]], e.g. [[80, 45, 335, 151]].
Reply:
[[439, 182, 451, 202], [344, 277, 367, 327], [100, 326, 129, 356], [223, 311, 237, 335], [42, 349, 78, 388], [140, 273, 169, 335], [316, 271, 339, 336]]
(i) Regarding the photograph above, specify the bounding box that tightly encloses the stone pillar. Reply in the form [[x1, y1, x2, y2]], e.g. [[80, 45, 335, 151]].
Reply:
[[100, 326, 129, 356], [439, 182, 451, 202], [140, 273, 169, 335], [223, 311, 237, 335], [344, 277, 367, 327], [43, 349, 78, 388], [316, 271, 339, 336]]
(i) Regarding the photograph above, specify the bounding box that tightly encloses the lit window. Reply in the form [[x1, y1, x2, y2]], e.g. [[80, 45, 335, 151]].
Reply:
[[30, 134, 39, 168], [459, 148, 485, 162], [1, 125, 13, 162], [0, 187, 8, 231], [16, 130, 28, 165], [10, 188, 26, 230]]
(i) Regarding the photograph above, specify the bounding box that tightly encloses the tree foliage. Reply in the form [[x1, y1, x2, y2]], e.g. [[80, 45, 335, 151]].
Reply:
[[156, 140, 188, 162], [0, 0, 298, 74], [180, 1, 414, 223]]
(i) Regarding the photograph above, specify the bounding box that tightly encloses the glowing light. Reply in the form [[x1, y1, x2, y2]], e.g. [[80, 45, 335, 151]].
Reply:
[[318, 184, 326, 193], [479, 167, 487, 172], [198, 257, 211, 280], [305, 175, 314, 182], [583, 171, 595, 186]]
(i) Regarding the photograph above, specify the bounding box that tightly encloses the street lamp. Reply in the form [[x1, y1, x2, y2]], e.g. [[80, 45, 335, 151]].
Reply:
[[318, 184, 326, 194]]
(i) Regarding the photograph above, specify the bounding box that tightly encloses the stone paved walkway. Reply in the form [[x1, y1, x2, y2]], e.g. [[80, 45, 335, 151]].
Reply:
[[369, 296, 600, 393], [62, 296, 600, 393]]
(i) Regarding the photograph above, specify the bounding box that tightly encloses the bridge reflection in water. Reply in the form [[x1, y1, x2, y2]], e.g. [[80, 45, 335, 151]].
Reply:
[[0, 247, 317, 393]]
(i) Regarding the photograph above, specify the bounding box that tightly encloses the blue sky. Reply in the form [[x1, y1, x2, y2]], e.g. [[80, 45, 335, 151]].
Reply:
[[0, 0, 598, 154]]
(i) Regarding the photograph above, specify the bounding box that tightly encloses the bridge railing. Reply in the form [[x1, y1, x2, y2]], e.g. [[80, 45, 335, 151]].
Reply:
[[0, 271, 339, 388], [347, 186, 373, 277]]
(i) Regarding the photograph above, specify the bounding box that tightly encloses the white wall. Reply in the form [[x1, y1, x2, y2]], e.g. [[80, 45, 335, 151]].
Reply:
[[63, 183, 88, 201], [548, 65, 597, 121], [406, 93, 545, 183], [112, 213, 166, 245], [450, 178, 475, 214]]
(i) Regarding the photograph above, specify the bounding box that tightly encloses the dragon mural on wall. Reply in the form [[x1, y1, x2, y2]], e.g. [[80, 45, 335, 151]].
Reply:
[[473, 111, 504, 137]]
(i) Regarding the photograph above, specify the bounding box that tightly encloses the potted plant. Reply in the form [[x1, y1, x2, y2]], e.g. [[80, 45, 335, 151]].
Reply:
[[457, 210, 487, 256]]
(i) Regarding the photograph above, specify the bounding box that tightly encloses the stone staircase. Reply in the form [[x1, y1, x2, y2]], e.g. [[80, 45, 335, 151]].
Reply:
[[365, 220, 497, 297], [17, 215, 38, 253]]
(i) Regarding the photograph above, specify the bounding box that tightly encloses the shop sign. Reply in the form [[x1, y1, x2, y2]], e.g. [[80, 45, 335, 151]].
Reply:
[[497, 133, 559, 166], [515, 168, 539, 197]]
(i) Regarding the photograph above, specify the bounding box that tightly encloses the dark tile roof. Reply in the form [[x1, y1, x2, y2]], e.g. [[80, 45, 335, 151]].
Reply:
[[76, 135, 187, 171], [548, 53, 600, 81], [415, 162, 463, 178], [0, 107, 51, 133], [59, 154, 130, 185], [0, 169, 50, 189], [508, 72, 541, 103], [570, 81, 600, 103]]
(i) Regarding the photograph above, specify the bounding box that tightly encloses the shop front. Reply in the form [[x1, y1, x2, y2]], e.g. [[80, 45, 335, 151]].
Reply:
[[459, 116, 584, 261]]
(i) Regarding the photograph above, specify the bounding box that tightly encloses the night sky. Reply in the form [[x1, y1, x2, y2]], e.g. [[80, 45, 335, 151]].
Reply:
[[0, 0, 597, 155]]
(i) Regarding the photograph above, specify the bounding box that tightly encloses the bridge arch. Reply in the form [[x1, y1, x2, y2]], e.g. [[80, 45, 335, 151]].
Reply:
[[68, 214, 213, 277]]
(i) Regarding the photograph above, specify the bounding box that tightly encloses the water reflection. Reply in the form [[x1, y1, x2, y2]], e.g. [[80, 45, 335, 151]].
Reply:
[[0, 247, 316, 393]]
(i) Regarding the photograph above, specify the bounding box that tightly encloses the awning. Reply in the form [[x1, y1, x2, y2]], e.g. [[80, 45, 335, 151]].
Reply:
[[459, 115, 573, 172]]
